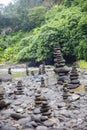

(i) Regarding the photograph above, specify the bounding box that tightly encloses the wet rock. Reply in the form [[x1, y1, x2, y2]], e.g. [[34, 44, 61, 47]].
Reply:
[[18, 117, 31, 125], [0, 100, 10, 110], [23, 128, 34, 130], [40, 116, 48, 121], [43, 119, 54, 127], [0, 126, 17, 130], [33, 108, 40, 114], [16, 108, 24, 113], [30, 121, 38, 127], [71, 94, 80, 101], [40, 77, 45, 87], [58, 102, 66, 108], [10, 113, 25, 120], [36, 126, 48, 130], [31, 114, 41, 122]]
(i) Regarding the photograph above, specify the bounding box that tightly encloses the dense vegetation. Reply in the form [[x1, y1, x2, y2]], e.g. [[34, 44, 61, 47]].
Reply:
[[0, 0, 87, 64]]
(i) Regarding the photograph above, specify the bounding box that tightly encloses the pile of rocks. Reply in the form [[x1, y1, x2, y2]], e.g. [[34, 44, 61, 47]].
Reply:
[[16, 80, 24, 95], [35, 90, 42, 107], [62, 83, 69, 100], [40, 97, 51, 118], [40, 77, 45, 87], [30, 93, 53, 129], [26, 66, 29, 76], [38, 66, 42, 75], [8, 67, 12, 75], [42, 63, 46, 74], [54, 44, 69, 84], [68, 63, 80, 89], [38, 64, 46, 75]]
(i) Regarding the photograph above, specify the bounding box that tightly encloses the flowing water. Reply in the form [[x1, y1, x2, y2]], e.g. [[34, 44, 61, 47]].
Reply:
[[0, 67, 86, 92]]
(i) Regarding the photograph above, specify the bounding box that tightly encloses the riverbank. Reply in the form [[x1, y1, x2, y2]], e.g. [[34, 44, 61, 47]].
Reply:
[[0, 65, 87, 130]]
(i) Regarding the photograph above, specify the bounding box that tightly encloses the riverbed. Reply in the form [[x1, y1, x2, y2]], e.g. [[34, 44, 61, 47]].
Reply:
[[0, 65, 87, 130]]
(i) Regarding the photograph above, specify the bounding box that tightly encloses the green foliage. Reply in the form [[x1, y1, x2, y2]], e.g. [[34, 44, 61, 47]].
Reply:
[[0, 0, 87, 63], [78, 60, 87, 69]]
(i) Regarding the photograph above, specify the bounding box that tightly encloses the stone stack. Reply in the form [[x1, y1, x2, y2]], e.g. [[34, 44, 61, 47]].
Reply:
[[42, 63, 46, 74], [62, 83, 68, 100], [40, 77, 45, 87], [38, 66, 42, 75], [26, 66, 29, 76], [35, 90, 42, 107], [31, 71, 34, 76], [68, 63, 80, 89], [8, 67, 12, 75], [38, 63, 46, 75], [16, 80, 24, 95], [54, 44, 69, 84], [40, 97, 51, 118], [31, 96, 53, 129]]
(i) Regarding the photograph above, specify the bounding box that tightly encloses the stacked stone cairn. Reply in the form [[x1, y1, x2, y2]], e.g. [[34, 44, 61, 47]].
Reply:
[[8, 67, 12, 75], [38, 63, 46, 75], [26, 66, 29, 76], [62, 83, 69, 100], [54, 44, 69, 84], [35, 90, 42, 107], [40, 77, 45, 87], [31, 71, 34, 76], [31, 93, 52, 128], [42, 63, 46, 74], [16, 80, 24, 95], [67, 62, 80, 89], [38, 65, 42, 75], [40, 97, 51, 118]]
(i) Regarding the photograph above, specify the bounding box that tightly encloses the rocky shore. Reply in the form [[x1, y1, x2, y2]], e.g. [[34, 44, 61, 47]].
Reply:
[[0, 66, 87, 130]]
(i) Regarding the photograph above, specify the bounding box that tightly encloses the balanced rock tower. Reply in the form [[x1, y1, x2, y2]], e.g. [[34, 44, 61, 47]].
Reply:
[[68, 62, 80, 89], [40, 77, 45, 87], [35, 90, 42, 107], [62, 83, 69, 100], [38, 63, 46, 75], [42, 63, 46, 74], [54, 44, 69, 84], [40, 97, 51, 118], [16, 80, 24, 95]]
